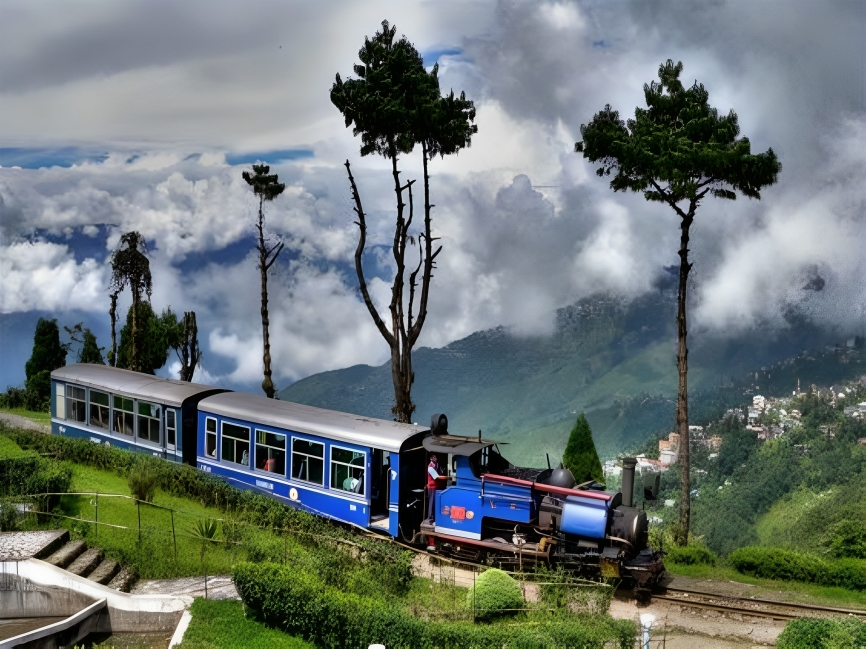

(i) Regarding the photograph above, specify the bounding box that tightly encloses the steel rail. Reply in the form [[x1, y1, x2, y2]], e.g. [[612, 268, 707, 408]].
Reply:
[[662, 586, 866, 618]]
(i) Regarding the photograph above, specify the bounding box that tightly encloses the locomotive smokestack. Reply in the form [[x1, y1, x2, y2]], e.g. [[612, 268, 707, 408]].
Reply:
[[621, 457, 637, 507]]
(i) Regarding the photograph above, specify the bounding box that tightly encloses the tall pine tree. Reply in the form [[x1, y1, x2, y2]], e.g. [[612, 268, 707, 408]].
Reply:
[[24, 318, 67, 410], [562, 413, 603, 484]]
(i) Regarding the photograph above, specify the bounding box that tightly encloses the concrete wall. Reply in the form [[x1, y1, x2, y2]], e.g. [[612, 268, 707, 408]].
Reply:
[[11, 559, 190, 634]]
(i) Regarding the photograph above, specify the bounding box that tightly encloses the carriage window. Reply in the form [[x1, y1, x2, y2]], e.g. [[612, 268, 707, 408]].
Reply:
[[137, 401, 161, 444], [55, 383, 66, 419], [89, 391, 110, 429], [205, 418, 217, 457], [331, 447, 365, 495], [66, 385, 86, 423], [166, 409, 177, 448], [256, 430, 285, 475], [222, 423, 250, 466], [113, 396, 134, 436], [291, 438, 324, 485]]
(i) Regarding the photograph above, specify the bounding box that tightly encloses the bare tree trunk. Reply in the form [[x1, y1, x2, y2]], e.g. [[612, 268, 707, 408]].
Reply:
[[109, 293, 118, 367], [257, 196, 283, 398], [131, 290, 140, 372], [676, 206, 695, 546], [258, 195, 274, 398], [179, 311, 200, 382]]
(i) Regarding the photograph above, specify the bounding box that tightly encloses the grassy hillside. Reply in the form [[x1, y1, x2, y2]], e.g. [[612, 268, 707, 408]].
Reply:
[[281, 292, 848, 463]]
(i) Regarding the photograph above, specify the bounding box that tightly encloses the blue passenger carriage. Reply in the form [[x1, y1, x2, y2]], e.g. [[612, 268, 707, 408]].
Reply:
[[50, 365, 225, 463], [195, 392, 429, 536]]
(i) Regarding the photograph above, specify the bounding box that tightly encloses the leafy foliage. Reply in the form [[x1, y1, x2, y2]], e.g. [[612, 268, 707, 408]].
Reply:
[[330, 20, 476, 160], [575, 59, 781, 204], [115, 303, 177, 374], [22, 317, 67, 410], [234, 562, 635, 649], [777, 618, 866, 649], [65, 323, 105, 365], [729, 546, 866, 590], [665, 543, 717, 566], [467, 568, 525, 620], [127, 460, 159, 503], [562, 413, 603, 484]]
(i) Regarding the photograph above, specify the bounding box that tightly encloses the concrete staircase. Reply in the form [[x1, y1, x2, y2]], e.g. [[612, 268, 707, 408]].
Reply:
[[43, 536, 136, 592]]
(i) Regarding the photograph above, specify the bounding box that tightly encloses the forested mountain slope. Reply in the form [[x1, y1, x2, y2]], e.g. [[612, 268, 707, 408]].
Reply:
[[280, 291, 846, 464]]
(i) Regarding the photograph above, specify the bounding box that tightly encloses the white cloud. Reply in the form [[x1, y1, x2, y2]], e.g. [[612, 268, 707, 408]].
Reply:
[[0, 241, 106, 313]]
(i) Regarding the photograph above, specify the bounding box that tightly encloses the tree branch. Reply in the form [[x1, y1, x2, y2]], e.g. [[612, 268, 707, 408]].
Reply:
[[344, 160, 394, 347]]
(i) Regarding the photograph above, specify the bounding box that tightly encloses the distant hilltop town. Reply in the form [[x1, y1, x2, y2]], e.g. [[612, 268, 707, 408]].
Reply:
[[604, 378, 866, 478]]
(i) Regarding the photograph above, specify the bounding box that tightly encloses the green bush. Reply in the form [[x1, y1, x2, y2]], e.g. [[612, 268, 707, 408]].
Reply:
[[828, 520, 866, 559], [128, 460, 159, 503], [467, 568, 524, 619], [234, 562, 636, 649], [729, 546, 824, 582], [729, 546, 866, 590], [665, 544, 717, 566], [777, 617, 866, 648], [0, 498, 18, 532]]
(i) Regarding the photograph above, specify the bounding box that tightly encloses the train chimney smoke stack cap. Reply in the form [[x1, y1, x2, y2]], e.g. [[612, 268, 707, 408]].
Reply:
[[430, 413, 448, 436], [621, 457, 637, 508]]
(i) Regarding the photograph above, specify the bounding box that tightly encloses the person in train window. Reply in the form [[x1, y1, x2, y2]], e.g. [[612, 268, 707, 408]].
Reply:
[[426, 455, 441, 522], [241, 449, 249, 466]]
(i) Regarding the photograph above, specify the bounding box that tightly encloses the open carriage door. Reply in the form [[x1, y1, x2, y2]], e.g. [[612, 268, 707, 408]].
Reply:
[[371, 449, 390, 521]]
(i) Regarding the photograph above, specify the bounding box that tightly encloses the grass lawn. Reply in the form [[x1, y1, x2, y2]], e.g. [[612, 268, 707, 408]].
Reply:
[[0, 407, 51, 426], [0, 435, 35, 458], [665, 561, 866, 610], [47, 463, 300, 579], [177, 598, 314, 649]]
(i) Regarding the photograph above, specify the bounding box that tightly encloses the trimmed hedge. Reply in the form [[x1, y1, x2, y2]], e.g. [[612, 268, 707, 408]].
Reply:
[[234, 562, 637, 649], [467, 568, 524, 619], [729, 546, 866, 590], [777, 617, 866, 649], [0, 455, 72, 500]]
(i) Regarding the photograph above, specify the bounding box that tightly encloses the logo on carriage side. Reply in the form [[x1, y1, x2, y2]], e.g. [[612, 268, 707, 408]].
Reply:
[[59, 426, 66, 433], [289, 488, 298, 501], [256, 479, 274, 491]]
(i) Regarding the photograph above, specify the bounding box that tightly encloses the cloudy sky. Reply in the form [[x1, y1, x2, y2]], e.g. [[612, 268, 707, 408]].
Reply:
[[1, 0, 864, 392]]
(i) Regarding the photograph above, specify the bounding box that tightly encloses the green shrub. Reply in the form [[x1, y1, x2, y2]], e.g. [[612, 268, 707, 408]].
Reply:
[[777, 617, 866, 649], [730, 546, 866, 590], [128, 461, 159, 503], [828, 520, 866, 559], [665, 544, 717, 566], [0, 498, 18, 532], [234, 562, 636, 649], [466, 568, 524, 619]]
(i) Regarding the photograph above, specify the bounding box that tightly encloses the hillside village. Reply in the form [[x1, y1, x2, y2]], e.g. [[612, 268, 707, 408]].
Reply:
[[605, 368, 866, 481]]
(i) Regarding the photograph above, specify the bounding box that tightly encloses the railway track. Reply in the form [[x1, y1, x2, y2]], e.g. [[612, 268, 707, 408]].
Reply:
[[386, 533, 866, 624], [651, 586, 866, 622]]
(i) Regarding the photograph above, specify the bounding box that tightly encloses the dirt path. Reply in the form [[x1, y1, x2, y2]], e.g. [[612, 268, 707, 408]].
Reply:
[[0, 412, 50, 433], [131, 575, 239, 600]]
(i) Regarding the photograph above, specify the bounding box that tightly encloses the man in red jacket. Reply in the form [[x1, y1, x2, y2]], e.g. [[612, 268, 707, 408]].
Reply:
[[426, 455, 441, 522]]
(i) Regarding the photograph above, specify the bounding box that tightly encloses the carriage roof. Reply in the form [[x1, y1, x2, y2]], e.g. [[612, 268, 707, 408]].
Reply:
[[51, 364, 224, 407], [198, 391, 429, 453]]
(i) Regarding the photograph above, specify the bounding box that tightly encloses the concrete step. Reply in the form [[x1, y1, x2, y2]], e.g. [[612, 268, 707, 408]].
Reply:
[[43, 540, 87, 568], [67, 547, 104, 577], [107, 564, 137, 593], [88, 559, 120, 585]]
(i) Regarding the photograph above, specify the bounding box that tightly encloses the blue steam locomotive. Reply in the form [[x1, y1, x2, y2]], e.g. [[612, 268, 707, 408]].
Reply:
[[50, 364, 664, 590]]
